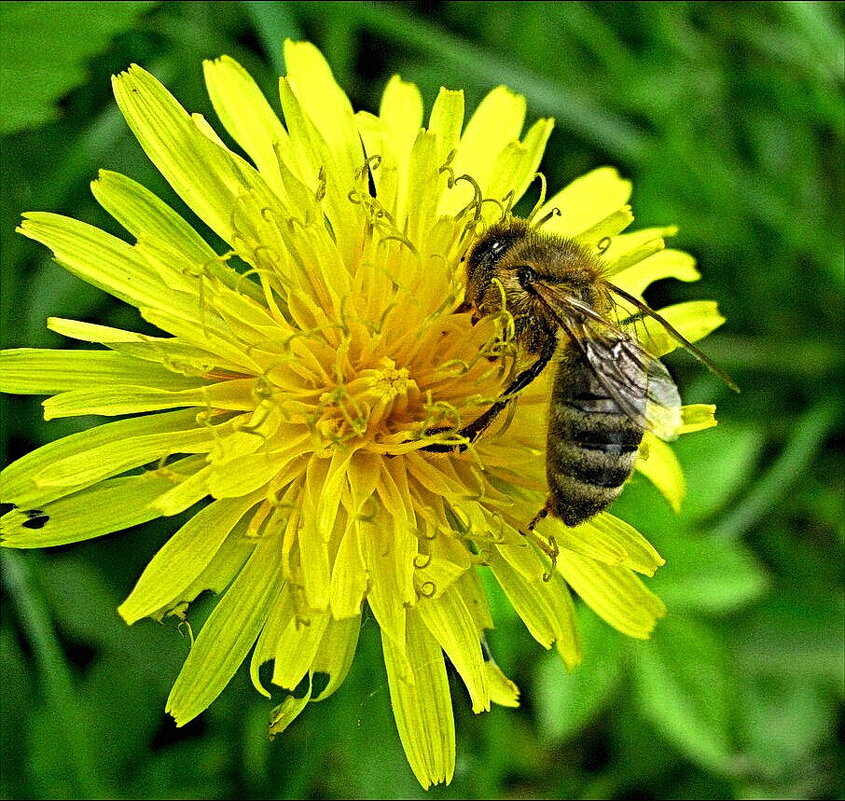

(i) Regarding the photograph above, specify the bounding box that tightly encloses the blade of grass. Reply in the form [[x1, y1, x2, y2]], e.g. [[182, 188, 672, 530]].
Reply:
[[2, 550, 111, 798], [242, 0, 302, 75], [712, 395, 841, 541], [307, 0, 651, 162]]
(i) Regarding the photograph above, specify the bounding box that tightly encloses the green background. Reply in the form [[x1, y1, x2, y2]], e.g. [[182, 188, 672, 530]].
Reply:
[[1, 2, 842, 798]]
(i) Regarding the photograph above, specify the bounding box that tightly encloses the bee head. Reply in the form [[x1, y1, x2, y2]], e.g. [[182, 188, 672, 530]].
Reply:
[[464, 219, 531, 311]]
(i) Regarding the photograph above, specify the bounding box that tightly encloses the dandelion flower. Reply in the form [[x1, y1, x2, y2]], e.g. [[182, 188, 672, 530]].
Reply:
[[1, 42, 726, 787]]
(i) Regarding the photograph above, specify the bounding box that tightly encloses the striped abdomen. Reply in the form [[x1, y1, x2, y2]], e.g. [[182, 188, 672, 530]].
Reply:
[[545, 349, 645, 526]]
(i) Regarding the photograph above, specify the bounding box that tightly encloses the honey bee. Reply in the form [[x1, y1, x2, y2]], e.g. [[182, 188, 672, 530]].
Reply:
[[423, 217, 736, 528]]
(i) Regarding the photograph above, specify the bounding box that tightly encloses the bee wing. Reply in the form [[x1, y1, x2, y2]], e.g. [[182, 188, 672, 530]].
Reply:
[[572, 323, 682, 441], [530, 280, 683, 441]]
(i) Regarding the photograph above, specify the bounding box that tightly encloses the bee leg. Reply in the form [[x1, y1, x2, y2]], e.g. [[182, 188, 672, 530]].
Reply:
[[527, 504, 549, 531], [522, 507, 557, 581], [420, 340, 556, 453]]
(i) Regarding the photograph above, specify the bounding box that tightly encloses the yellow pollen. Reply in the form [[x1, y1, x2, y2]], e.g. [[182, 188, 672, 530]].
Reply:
[[370, 363, 415, 401], [311, 358, 420, 448]]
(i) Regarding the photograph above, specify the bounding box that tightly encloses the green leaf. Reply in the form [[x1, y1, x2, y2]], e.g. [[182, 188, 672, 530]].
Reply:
[[632, 614, 737, 773], [735, 591, 845, 691], [533, 606, 624, 743], [672, 423, 766, 522], [650, 534, 769, 615], [739, 673, 837, 785], [0, 2, 158, 135]]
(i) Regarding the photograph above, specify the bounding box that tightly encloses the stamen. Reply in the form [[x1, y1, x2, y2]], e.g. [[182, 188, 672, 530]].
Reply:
[[176, 618, 195, 647], [358, 155, 382, 182], [347, 189, 418, 253], [534, 207, 561, 229], [453, 174, 484, 225], [500, 189, 515, 218], [438, 150, 457, 186], [526, 172, 549, 223]]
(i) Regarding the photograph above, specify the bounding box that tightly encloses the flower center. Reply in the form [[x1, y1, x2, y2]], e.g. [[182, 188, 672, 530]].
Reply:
[[312, 357, 421, 448]]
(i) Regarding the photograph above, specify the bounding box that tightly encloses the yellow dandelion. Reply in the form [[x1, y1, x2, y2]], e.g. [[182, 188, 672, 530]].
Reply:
[[1, 42, 728, 788]]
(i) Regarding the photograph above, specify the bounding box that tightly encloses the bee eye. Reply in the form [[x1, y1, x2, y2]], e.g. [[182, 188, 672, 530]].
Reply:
[[489, 240, 506, 256]]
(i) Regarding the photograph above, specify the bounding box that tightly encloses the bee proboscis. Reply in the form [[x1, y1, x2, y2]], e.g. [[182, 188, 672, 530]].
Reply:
[[422, 217, 736, 529]]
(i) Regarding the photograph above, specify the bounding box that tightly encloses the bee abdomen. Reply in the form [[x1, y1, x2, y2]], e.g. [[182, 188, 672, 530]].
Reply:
[[546, 400, 644, 527]]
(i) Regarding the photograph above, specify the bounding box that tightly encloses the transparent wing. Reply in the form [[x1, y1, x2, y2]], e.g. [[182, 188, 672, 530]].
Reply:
[[531, 280, 683, 441]]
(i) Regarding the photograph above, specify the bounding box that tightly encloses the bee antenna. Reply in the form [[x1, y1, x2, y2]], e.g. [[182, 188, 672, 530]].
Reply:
[[607, 282, 740, 392]]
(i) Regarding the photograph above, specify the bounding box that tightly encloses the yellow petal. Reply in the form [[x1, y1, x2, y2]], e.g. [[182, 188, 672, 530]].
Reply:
[[113, 64, 277, 245], [167, 529, 284, 725], [452, 85, 526, 190], [31, 416, 225, 490], [428, 88, 465, 169], [539, 167, 633, 237], [488, 551, 579, 657], [277, 76, 362, 263], [484, 657, 520, 707], [268, 682, 311, 736], [309, 616, 360, 700], [18, 213, 190, 311], [681, 404, 718, 434], [203, 56, 290, 198], [0, 408, 201, 507], [382, 610, 455, 789], [0, 466, 198, 549], [570, 513, 666, 576], [360, 515, 410, 652], [90, 170, 260, 300], [636, 434, 686, 513], [272, 601, 331, 691], [283, 40, 360, 186], [0, 348, 203, 394], [42, 378, 258, 419], [638, 300, 727, 356], [418, 586, 489, 713], [329, 521, 368, 619], [574, 206, 634, 249], [492, 516, 547, 581], [558, 550, 666, 639], [151, 462, 215, 516], [379, 75, 423, 149], [375, 75, 424, 227], [297, 512, 332, 612], [119, 491, 262, 624], [405, 129, 442, 248], [485, 118, 554, 212], [603, 225, 677, 273], [612, 248, 701, 298]]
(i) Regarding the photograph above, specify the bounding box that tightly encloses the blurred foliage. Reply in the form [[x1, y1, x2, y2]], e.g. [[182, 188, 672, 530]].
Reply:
[[1, 2, 843, 798]]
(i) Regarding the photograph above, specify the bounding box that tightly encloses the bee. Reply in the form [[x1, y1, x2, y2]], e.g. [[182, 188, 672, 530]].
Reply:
[[423, 217, 736, 528]]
